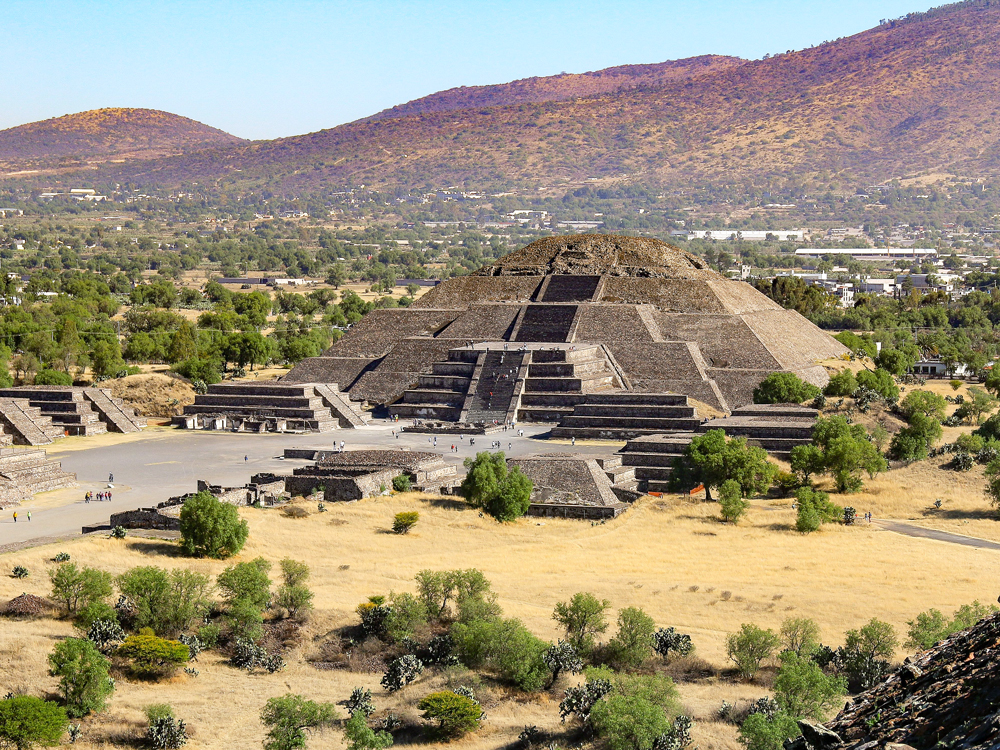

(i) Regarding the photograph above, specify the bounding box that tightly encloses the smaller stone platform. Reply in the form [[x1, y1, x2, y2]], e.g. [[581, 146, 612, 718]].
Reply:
[[550, 393, 701, 440], [617, 433, 697, 492], [286, 449, 461, 500], [509, 452, 641, 519], [699, 403, 817, 457], [0, 447, 77, 508]]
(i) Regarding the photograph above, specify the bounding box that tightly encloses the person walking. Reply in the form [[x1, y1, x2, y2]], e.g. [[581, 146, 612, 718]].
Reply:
[[26, 511, 30, 522], [244, 455, 248, 462], [12, 512, 16, 523], [109, 473, 114, 483]]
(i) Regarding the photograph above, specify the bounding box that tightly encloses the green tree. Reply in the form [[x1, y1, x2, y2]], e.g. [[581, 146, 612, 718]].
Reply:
[[807, 416, 887, 492], [889, 411, 942, 462], [48, 563, 112, 616], [415, 568, 496, 621], [590, 694, 670, 750], [898, 390, 947, 421], [738, 712, 801, 750], [276, 559, 313, 620], [459, 452, 533, 522], [552, 592, 610, 653], [608, 607, 656, 668], [719, 479, 749, 523], [47, 639, 114, 717], [752, 372, 821, 405], [417, 691, 481, 737], [676, 430, 778, 500], [780, 618, 820, 658], [260, 694, 338, 750], [726, 624, 780, 681], [166, 321, 198, 364], [115, 566, 212, 637], [834, 331, 876, 358], [217, 557, 272, 610], [773, 652, 846, 720], [823, 369, 857, 397], [874, 348, 916, 376], [844, 618, 898, 662], [114, 634, 189, 678], [178, 491, 249, 558], [34, 368, 72, 386], [343, 711, 393, 750], [855, 369, 899, 401], [89, 340, 125, 379], [0, 695, 68, 750], [955, 387, 998, 425], [451, 617, 550, 691], [795, 487, 840, 533], [384, 592, 429, 642]]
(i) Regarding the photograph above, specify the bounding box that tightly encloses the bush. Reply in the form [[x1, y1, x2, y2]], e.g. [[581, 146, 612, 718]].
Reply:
[[391, 474, 411, 493], [0, 695, 69, 749], [719, 480, 749, 524], [384, 592, 429, 642], [87, 618, 125, 653], [726, 624, 779, 681], [738, 712, 801, 750], [230, 638, 284, 674], [608, 607, 656, 668], [673, 430, 778, 500], [12, 565, 28, 579], [460, 452, 533, 522], [587, 670, 681, 750], [835, 618, 898, 691], [276, 558, 313, 620], [381, 654, 424, 692], [874, 348, 916, 376], [899, 390, 947, 421], [114, 634, 189, 678], [890, 412, 942, 463], [451, 618, 550, 691], [34, 368, 73, 386], [343, 711, 393, 750], [652, 627, 694, 661], [800, 416, 887, 492], [559, 677, 613, 724], [418, 691, 481, 737], [218, 557, 271, 611], [178, 491, 249, 559], [345, 687, 375, 718], [906, 600, 997, 650], [171, 358, 222, 385], [542, 641, 583, 685], [552, 592, 610, 653], [392, 512, 419, 534], [415, 568, 497, 622], [53, 552, 70, 563], [856, 369, 899, 401], [752, 372, 821, 405], [773, 652, 846, 720], [48, 563, 112, 617], [116, 566, 212, 637], [109, 526, 127, 539], [780, 617, 820, 658], [952, 451, 975, 471], [196, 623, 220, 649], [260, 694, 338, 750], [834, 332, 877, 359], [823, 370, 857, 397], [48, 638, 115, 717], [795, 487, 840, 533]]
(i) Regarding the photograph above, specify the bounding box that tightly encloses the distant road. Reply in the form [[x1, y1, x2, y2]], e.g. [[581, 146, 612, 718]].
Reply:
[[874, 519, 1000, 551]]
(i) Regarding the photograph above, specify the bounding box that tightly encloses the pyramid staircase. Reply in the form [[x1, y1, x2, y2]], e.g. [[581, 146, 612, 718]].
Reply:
[[550, 393, 702, 440], [517, 346, 618, 423], [83, 388, 146, 432], [617, 433, 697, 493], [0, 398, 67, 445], [0, 447, 77, 508], [0, 387, 147, 437], [389, 348, 479, 422], [177, 383, 362, 432]]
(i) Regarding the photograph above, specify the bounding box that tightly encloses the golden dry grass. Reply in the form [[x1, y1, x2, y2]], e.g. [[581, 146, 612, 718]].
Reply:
[[2, 490, 998, 748]]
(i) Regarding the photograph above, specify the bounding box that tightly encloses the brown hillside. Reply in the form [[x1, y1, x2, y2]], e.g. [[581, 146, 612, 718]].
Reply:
[[0, 108, 244, 166], [364, 55, 745, 121], [56, 1, 1000, 190]]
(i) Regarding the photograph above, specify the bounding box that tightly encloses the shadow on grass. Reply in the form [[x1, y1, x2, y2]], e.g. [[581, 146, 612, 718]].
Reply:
[[125, 539, 184, 557], [923, 507, 997, 520], [417, 497, 467, 511]]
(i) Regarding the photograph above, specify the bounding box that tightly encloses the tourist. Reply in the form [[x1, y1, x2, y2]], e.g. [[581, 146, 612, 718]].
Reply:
[[109, 473, 114, 482], [508, 442, 512, 451], [12, 512, 16, 523], [84, 492, 89, 503], [244, 455, 248, 462], [571, 437, 576, 446], [107, 492, 112, 502], [26, 511, 30, 521]]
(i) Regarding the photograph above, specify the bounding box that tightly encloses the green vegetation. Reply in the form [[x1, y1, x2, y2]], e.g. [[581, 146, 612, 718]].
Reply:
[[260, 694, 338, 750], [752, 372, 821, 405], [343, 711, 393, 750], [607, 607, 656, 669], [726, 623, 780, 681], [391, 511, 419, 534], [178, 491, 249, 558], [47, 638, 114, 717], [115, 566, 211, 637], [795, 488, 842, 533], [552, 592, 610, 654], [275, 558, 314, 620], [906, 600, 997, 649], [0, 695, 68, 750], [790, 416, 886, 492], [114, 634, 189, 678], [719, 479, 750, 523], [674, 429, 778, 500], [460, 451, 533, 521], [417, 691, 481, 737], [48, 563, 112, 617]]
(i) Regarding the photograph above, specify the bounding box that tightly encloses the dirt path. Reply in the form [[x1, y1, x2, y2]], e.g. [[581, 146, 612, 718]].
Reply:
[[874, 519, 1000, 551]]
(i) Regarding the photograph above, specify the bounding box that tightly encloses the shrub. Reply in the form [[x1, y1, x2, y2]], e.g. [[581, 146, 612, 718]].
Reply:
[[752, 372, 821, 405], [12, 565, 28, 579], [260, 694, 338, 750], [608, 607, 656, 668], [392, 512, 418, 534], [834, 331, 877, 358], [856, 369, 899, 401], [178, 491, 249, 559], [451, 618, 550, 691], [276, 558, 313, 620], [899, 390, 947, 421], [738, 712, 801, 750], [773, 471, 799, 497], [196, 623, 220, 649], [587, 670, 681, 750], [673, 430, 778, 500], [542, 641, 583, 685], [35, 368, 73, 386], [874, 348, 916, 376], [110, 526, 127, 539], [952, 451, 975, 471], [951, 379, 963, 390], [843, 506, 856, 525], [0, 695, 69, 749], [773, 652, 846, 720], [726, 624, 779, 681], [559, 677, 613, 723], [780, 617, 820, 658], [148, 715, 188, 749], [955, 387, 998, 425], [218, 557, 271, 611], [795, 487, 840, 533], [48, 638, 114, 717], [418, 691, 481, 737], [343, 711, 393, 750], [384, 592, 429, 642], [906, 600, 997, 650], [48, 563, 112, 617], [416, 568, 497, 622], [719, 479, 749, 524], [823, 370, 857, 397], [87, 618, 125, 653], [652, 627, 694, 661], [391, 474, 411, 493], [460, 452, 533, 521], [116, 566, 212, 637], [835, 618, 898, 691], [115, 634, 189, 678], [381, 655, 424, 692], [552, 592, 610, 653], [53, 552, 70, 563], [230, 638, 284, 674], [890, 412, 942, 463], [955, 433, 985, 454], [346, 687, 375, 717]]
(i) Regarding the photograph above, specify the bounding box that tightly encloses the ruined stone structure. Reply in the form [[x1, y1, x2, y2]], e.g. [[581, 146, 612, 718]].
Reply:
[[278, 234, 844, 428], [176, 382, 367, 433], [509, 453, 641, 519], [283, 449, 460, 500], [0, 386, 145, 444], [0, 447, 76, 508]]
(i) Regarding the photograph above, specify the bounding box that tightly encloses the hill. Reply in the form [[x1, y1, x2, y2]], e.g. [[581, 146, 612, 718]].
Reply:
[[364, 55, 745, 121], [22, 0, 1000, 192], [0, 108, 244, 168]]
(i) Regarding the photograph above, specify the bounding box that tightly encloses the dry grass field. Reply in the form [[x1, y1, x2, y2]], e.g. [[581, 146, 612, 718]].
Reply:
[[2, 490, 998, 749]]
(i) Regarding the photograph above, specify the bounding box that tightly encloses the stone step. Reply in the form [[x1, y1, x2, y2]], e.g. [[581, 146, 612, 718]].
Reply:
[[530, 346, 603, 363], [559, 415, 702, 430], [517, 407, 575, 422], [525, 376, 614, 392], [619, 452, 683, 467], [549, 426, 684, 440], [400, 389, 466, 406], [183, 404, 338, 420], [632, 466, 676, 481], [447, 349, 481, 364], [313, 383, 368, 428], [583, 393, 690, 406], [390, 404, 463, 420], [519, 392, 589, 406], [595, 455, 622, 470], [605, 466, 636, 483], [82, 389, 146, 432], [0, 399, 58, 445], [0, 387, 83, 403], [194, 394, 326, 408], [573, 404, 697, 418], [431, 362, 477, 376], [416, 375, 471, 391], [205, 383, 315, 397]]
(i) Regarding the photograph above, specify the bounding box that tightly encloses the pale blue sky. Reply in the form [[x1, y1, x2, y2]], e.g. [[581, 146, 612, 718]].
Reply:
[[2, 0, 933, 140]]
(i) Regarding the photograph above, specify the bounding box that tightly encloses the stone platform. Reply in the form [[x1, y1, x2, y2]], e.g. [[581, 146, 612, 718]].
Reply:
[[510, 452, 641, 519], [0, 386, 146, 443], [699, 403, 818, 457], [0, 447, 77, 508], [283, 449, 460, 500]]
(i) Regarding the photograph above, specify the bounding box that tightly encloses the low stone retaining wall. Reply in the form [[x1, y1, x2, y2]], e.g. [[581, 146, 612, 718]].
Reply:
[[109, 509, 180, 531]]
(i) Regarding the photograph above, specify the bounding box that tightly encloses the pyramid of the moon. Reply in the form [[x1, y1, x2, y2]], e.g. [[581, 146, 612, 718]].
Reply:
[[283, 234, 846, 414]]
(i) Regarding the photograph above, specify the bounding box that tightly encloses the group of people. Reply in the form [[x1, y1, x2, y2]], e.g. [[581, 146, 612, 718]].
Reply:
[[84, 491, 112, 503], [11, 511, 29, 522]]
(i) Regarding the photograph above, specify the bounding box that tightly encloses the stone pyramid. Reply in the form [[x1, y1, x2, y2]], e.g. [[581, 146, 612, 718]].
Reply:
[[283, 234, 845, 412]]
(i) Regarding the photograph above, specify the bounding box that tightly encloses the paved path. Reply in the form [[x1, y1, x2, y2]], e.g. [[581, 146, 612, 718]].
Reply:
[[0, 420, 621, 548], [874, 519, 1000, 551]]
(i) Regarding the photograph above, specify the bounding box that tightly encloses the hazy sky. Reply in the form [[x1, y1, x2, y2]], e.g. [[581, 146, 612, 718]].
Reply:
[[4, 0, 933, 140]]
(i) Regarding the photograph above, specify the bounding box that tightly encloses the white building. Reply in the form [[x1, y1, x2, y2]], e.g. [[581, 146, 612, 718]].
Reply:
[[795, 248, 938, 261]]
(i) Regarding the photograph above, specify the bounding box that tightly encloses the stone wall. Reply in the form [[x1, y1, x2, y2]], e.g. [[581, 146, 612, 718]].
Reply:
[[108, 509, 180, 531]]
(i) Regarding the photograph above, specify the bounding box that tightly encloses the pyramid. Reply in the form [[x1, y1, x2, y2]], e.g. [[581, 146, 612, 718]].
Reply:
[[283, 234, 846, 413]]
